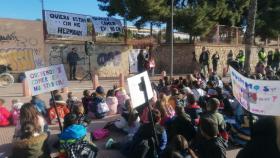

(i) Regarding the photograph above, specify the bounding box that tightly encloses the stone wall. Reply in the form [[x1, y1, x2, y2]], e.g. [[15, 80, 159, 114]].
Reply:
[[0, 19, 45, 72], [154, 44, 196, 74], [46, 42, 131, 78], [155, 43, 278, 75]]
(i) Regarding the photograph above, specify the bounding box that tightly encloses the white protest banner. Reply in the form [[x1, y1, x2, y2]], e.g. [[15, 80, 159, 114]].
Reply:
[[127, 71, 153, 108], [25, 64, 69, 96], [230, 67, 280, 116], [44, 10, 88, 37], [92, 17, 123, 34]]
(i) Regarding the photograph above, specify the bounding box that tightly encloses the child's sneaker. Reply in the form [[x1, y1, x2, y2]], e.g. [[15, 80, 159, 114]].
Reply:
[[105, 138, 115, 149]]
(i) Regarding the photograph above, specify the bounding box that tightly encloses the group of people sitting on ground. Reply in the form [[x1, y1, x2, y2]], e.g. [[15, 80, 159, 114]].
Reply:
[[0, 69, 280, 158]]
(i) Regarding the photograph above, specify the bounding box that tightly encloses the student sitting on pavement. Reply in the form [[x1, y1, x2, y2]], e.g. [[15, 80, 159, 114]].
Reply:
[[81, 90, 92, 114], [10, 99, 23, 126], [201, 98, 228, 141], [66, 92, 79, 112], [14, 103, 48, 138], [48, 95, 70, 125], [167, 105, 196, 142], [161, 134, 198, 158], [72, 101, 91, 127], [196, 118, 227, 158], [10, 122, 49, 158], [105, 109, 167, 158], [0, 98, 11, 127], [104, 99, 140, 136], [115, 88, 130, 114], [106, 89, 118, 115], [88, 86, 109, 119], [59, 113, 98, 158], [31, 95, 47, 117], [185, 94, 202, 126]]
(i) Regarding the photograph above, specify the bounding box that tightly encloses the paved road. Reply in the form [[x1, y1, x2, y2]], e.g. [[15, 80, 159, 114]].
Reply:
[[0, 80, 240, 158]]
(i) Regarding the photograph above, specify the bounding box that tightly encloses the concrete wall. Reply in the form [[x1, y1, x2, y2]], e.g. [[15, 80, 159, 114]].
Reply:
[[0, 19, 45, 72], [46, 42, 131, 78]]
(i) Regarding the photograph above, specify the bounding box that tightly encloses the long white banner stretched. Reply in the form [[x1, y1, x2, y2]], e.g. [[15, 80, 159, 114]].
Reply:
[[44, 10, 88, 37], [92, 16, 122, 34], [230, 67, 280, 116]]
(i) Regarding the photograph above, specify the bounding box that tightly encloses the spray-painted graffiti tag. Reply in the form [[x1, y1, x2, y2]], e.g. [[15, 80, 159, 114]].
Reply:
[[0, 32, 18, 43], [97, 51, 121, 66]]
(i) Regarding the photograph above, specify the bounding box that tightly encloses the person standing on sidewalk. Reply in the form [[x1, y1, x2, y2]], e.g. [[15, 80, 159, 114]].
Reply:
[[137, 50, 146, 73], [212, 51, 220, 72], [67, 48, 81, 80], [272, 48, 280, 71], [258, 47, 267, 64], [199, 47, 209, 77]]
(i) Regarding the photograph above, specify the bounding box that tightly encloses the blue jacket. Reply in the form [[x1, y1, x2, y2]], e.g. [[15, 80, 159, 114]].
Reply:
[[59, 124, 87, 141], [31, 99, 46, 115]]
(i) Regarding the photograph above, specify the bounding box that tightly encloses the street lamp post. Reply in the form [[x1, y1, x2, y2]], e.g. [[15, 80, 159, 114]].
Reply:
[[170, 0, 174, 78]]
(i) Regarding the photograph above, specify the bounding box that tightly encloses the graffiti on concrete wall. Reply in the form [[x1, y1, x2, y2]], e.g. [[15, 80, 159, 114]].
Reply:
[[49, 45, 87, 65], [97, 51, 121, 66], [0, 21, 45, 70], [0, 48, 43, 72]]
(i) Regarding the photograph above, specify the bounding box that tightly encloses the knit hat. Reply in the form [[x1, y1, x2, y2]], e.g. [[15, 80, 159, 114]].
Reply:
[[96, 86, 105, 95]]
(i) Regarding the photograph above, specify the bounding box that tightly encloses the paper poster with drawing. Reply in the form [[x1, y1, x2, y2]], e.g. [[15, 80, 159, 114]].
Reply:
[[230, 67, 280, 116]]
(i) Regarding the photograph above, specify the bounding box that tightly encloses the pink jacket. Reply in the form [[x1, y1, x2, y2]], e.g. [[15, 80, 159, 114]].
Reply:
[[106, 96, 118, 115]]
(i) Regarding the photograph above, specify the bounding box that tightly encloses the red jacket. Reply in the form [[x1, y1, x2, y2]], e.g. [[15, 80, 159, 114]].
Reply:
[[0, 106, 11, 126], [48, 104, 70, 121]]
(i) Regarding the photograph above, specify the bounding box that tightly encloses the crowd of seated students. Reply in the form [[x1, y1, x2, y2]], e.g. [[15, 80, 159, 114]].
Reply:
[[1, 70, 280, 157]]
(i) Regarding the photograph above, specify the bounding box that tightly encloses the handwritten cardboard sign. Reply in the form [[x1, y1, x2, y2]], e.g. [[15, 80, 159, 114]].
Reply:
[[25, 64, 68, 96]]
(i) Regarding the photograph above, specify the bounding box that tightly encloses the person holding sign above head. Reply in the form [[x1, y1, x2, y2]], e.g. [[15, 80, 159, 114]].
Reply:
[[67, 48, 81, 80]]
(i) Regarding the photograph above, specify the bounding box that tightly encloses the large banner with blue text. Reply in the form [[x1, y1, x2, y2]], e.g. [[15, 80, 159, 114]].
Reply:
[[230, 67, 280, 116]]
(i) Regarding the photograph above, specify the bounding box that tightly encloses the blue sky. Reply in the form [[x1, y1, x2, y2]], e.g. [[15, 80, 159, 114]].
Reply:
[[0, 0, 113, 20]]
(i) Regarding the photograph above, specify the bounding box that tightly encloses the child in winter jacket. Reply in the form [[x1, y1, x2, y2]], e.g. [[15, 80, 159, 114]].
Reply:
[[59, 113, 98, 158], [10, 122, 49, 158], [48, 95, 70, 125], [11, 99, 23, 126], [0, 98, 11, 126]]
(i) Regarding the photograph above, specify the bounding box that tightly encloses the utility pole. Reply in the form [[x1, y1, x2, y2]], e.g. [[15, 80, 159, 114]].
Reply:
[[170, 0, 174, 78]]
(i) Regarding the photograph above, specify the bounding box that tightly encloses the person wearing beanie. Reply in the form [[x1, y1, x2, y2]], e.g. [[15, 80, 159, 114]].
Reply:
[[88, 86, 109, 119]]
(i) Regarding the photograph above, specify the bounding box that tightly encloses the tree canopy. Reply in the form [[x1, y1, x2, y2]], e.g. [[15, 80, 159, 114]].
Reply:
[[256, 0, 280, 40], [97, 0, 279, 40]]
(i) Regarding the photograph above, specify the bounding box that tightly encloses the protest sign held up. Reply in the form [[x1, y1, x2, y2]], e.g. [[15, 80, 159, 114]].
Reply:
[[92, 17, 123, 34], [25, 64, 69, 96], [230, 67, 280, 116], [127, 71, 153, 108], [44, 10, 88, 37]]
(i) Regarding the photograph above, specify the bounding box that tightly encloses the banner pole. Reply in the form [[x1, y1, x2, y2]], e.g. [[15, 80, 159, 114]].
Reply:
[[51, 91, 63, 132], [140, 77, 159, 147]]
